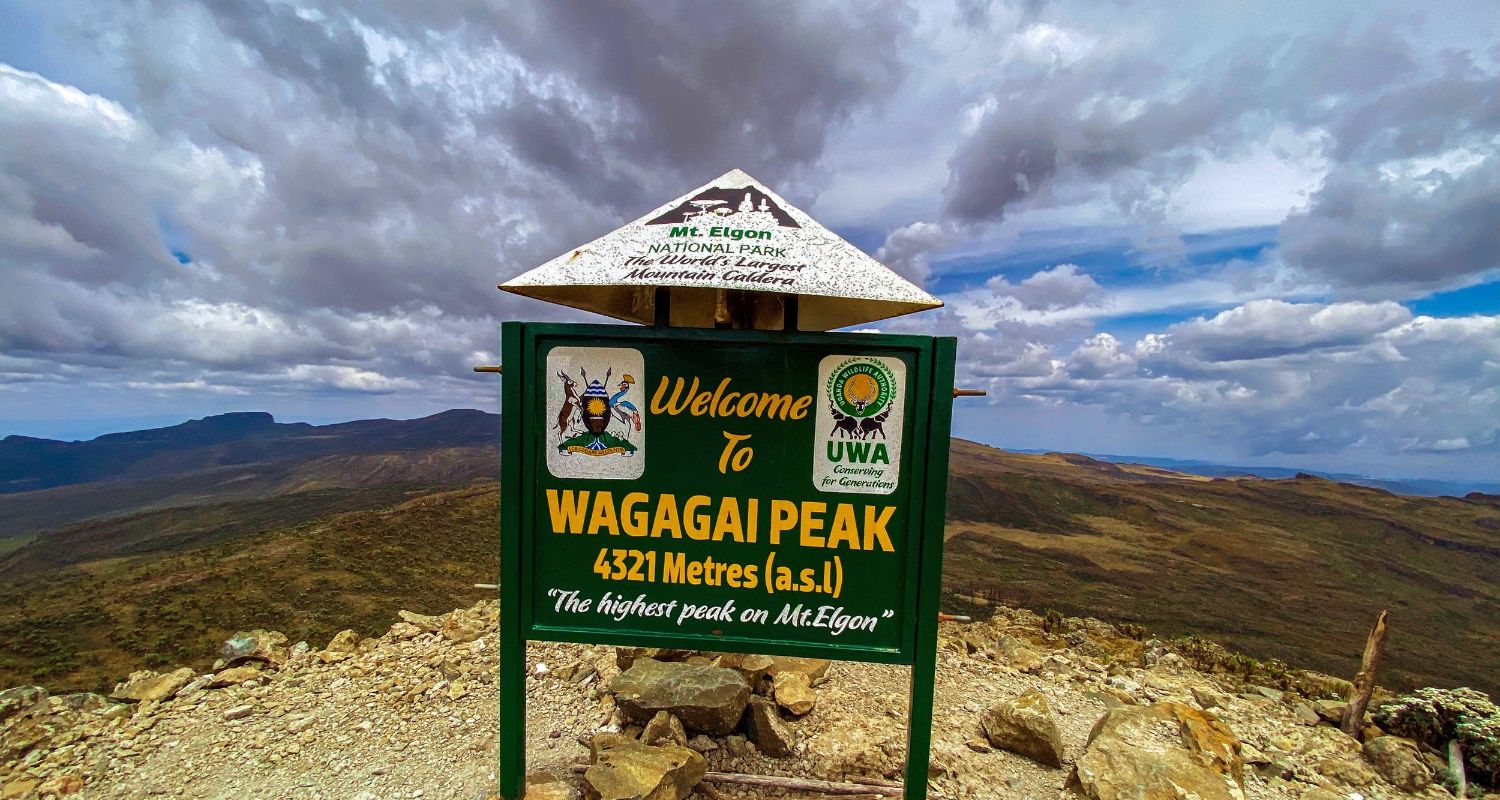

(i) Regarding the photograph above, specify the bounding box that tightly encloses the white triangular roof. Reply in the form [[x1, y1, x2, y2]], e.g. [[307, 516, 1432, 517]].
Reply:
[[500, 169, 941, 331]]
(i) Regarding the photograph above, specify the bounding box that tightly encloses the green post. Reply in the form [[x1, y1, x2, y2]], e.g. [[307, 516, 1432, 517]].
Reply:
[[498, 321, 526, 799], [903, 336, 956, 800]]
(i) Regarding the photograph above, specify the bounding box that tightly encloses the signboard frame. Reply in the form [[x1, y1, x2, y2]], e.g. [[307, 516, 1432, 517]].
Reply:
[[498, 320, 956, 799]]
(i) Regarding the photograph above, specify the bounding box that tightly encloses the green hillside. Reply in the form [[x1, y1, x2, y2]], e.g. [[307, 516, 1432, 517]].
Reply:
[[0, 440, 1495, 698]]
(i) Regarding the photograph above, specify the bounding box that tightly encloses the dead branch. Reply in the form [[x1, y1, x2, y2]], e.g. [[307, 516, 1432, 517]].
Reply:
[[1341, 609, 1388, 737]]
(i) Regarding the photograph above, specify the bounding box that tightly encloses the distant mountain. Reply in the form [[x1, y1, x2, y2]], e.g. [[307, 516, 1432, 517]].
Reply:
[[0, 409, 497, 495], [1015, 450, 1500, 498]]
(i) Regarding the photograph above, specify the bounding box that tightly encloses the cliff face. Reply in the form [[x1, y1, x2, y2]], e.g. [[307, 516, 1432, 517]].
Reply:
[[0, 601, 1469, 800]]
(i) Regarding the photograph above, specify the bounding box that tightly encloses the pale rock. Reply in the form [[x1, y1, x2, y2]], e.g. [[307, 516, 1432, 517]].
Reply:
[[640, 711, 687, 748], [388, 622, 423, 640], [583, 734, 705, 800], [220, 629, 289, 666], [744, 696, 794, 757], [1361, 736, 1432, 792], [110, 668, 196, 704], [1073, 701, 1245, 800], [608, 658, 750, 736], [224, 704, 254, 721], [1290, 702, 1326, 726], [441, 612, 485, 644], [979, 689, 1065, 767], [525, 770, 581, 800], [773, 671, 816, 716], [1192, 686, 1230, 710], [763, 656, 833, 686], [0, 686, 47, 721], [711, 652, 775, 686], [1314, 699, 1347, 725], [614, 648, 696, 671], [993, 636, 1046, 672], [398, 610, 442, 632], [210, 665, 263, 688]]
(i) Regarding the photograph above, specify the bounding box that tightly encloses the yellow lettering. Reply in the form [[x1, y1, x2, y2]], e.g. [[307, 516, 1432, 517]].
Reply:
[[713, 497, 744, 542], [710, 377, 730, 416], [718, 391, 740, 416], [545, 489, 589, 534], [621, 492, 650, 537], [800, 501, 827, 547], [651, 494, 682, 539], [769, 500, 798, 545], [864, 505, 896, 552], [651, 376, 694, 415], [586, 491, 618, 535], [683, 495, 712, 541], [663, 551, 685, 582], [789, 395, 812, 420], [827, 503, 859, 550]]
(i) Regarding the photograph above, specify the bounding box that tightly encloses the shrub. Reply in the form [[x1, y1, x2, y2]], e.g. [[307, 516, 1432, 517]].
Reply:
[[1375, 687, 1500, 789]]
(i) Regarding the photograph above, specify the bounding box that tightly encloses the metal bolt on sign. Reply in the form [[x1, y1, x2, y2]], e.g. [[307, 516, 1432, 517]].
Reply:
[[491, 169, 975, 800]]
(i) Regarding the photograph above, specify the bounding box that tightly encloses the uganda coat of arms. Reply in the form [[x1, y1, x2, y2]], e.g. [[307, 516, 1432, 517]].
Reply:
[[545, 346, 646, 479]]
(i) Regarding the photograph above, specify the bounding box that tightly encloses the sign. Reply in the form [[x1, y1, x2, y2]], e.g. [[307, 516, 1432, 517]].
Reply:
[[498, 321, 957, 798], [500, 169, 942, 332]]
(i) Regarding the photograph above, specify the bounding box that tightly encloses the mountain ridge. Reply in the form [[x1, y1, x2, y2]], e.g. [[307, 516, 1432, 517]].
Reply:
[[0, 409, 495, 495]]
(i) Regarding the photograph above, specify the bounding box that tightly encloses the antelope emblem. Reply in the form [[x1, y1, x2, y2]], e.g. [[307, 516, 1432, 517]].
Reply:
[[556, 370, 581, 437]]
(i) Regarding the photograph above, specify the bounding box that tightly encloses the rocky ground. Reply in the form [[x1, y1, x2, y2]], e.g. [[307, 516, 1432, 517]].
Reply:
[[1, 601, 1490, 800]]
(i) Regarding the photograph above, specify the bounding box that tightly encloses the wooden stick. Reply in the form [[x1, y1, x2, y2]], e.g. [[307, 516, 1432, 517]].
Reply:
[[1340, 609, 1389, 737], [571, 765, 927, 797], [1448, 739, 1467, 799]]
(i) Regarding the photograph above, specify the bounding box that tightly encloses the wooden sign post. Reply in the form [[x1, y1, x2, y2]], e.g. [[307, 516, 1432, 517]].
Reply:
[[496, 170, 956, 800]]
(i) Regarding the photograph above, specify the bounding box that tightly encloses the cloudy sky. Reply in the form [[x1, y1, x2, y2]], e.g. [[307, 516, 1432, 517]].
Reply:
[[1, 1, 1497, 481]]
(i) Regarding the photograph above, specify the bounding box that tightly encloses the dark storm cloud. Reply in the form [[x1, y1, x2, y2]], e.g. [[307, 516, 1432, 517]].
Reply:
[[934, 16, 1500, 292], [0, 0, 911, 401], [475, 1, 911, 187], [1281, 161, 1500, 293]]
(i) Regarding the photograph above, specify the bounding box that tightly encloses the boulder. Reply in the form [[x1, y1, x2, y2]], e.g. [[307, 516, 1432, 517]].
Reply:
[[51, 692, 107, 714], [441, 611, 485, 644], [1192, 686, 1230, 711], [608, 658, 750, 736], [324, 629, 361, 653], [1298, 726, 1376, 787], [744, 697, 794, 757], [764, 656, 832, 685], [0, 779, 38, 800], [0, 686, 46, 721], [773, 671, 817, 716], [1073, 701, 1245, 800], [398, 610, 442, 632], [584, 734, 705, 800], [1289, 701, 1321, 726], [210, 665, 263, 688], [388, 621, 422, 639], [1361, 736, 1432, 792], [525, 771, 581, 800], [640, 711, 687, 748], [979, 689, 1064, 767], [110, 667, 196, 704], [1313, 699, 1347, 724], [220, 629, 289, 666], [993, 636, 1046, 672], [712, 653, 775, 686], [615, 648, 697, 671], [36, 774, 83, 796]]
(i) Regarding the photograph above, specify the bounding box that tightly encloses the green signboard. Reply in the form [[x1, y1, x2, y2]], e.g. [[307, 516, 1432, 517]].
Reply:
[[499, 321, 956, 799]]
